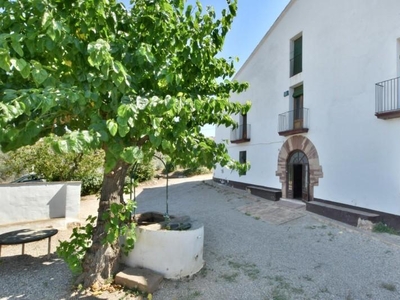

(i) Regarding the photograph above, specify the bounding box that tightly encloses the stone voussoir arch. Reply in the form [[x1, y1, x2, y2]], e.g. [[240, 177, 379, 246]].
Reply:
[[276, 135, 323, 201]]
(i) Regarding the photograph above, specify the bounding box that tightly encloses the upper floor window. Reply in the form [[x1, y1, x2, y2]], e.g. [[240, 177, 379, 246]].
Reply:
[[230, 113, 251, 143], [278, 84, 309, 136], [290, 35, 302, 76]]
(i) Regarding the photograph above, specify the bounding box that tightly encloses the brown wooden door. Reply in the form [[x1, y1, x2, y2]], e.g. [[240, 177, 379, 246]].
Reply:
[[302, 163, 309, 201], [287, 163, 293, 199], [293, 95, 303, 129]]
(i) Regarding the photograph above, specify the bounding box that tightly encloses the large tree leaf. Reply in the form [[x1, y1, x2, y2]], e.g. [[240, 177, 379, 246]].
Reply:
[[11, 36, 24, 56], [31, 65, 48, 85], [106, 119, 118, 136], [14, 58, 30, 78], [121, 146, 142, 164], [0, 48, 11, 71]]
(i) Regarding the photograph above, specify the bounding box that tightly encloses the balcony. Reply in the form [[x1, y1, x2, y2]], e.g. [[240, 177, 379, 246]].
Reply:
[[230, 124, 251, 143], [278, 108, 309, 136], [375, 77, 400, 119]]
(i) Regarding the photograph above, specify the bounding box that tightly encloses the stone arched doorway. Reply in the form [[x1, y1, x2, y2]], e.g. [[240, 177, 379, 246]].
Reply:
[[276, 136, 323, 201]]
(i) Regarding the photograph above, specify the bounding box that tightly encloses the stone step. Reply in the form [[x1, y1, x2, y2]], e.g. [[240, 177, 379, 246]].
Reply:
[[278, 198, 306, 209], [306, 201, 380, 227], [115, 267, 163, 294]]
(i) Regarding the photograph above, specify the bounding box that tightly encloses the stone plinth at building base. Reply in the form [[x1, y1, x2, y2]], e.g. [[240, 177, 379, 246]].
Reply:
[[115, 267, 163, 294]]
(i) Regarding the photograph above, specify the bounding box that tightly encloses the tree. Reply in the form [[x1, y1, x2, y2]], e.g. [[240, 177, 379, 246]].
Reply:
[[0, 0, 250, 288]]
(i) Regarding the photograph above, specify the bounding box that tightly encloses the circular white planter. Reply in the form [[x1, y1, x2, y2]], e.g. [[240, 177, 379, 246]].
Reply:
[[122, 220, 204, 279]]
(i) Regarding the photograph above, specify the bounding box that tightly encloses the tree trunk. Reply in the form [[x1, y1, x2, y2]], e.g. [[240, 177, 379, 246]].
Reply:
[[80, 159, 129, 289]]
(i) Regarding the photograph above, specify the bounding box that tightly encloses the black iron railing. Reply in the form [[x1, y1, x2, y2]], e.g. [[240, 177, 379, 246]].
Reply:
[[375, 77, 400, 114], [278, 108, 309, 134], [231, 124, 251, 143]]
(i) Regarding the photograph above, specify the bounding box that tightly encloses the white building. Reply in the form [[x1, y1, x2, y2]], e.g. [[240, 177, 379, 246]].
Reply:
[[214, 0, 400, 228]]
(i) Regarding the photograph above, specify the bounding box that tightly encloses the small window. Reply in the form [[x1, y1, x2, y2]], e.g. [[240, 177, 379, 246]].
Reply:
[[290, 36, 302, 76], [239, 151, 247, 175]]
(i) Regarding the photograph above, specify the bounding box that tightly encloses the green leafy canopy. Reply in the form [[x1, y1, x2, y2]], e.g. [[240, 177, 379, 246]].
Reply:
[[0, 0, 250, 174]]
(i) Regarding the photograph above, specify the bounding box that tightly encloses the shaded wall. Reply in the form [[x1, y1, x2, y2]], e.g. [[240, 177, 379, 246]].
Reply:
[[0, 182, 81, 226]]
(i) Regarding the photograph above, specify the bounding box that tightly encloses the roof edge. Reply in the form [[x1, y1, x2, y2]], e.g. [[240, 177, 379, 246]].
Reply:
[[233, 0, 296, 80]]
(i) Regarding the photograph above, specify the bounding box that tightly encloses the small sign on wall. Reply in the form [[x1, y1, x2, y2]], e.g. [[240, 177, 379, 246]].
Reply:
[[283, 90, 289, 97]]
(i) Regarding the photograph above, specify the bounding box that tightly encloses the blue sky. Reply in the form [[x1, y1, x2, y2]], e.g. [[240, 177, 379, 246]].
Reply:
[[185, 0, 290, 71], [120, 0, 290, 136]]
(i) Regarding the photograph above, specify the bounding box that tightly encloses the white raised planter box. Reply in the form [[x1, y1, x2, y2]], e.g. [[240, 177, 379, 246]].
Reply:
[[122, 217, 204, 279]]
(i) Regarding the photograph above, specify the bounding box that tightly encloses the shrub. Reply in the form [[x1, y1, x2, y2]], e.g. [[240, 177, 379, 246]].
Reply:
[[372, 222, 399, 235], [2, 138, 105, 195], [130, 161, 155, 182], [0, 152, 11, 182], [183, 166, 211, 177], [78, 174, 103, 196]]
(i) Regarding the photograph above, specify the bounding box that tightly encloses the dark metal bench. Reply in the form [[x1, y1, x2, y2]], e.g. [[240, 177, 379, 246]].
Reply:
[[0, 228, 58, 258]]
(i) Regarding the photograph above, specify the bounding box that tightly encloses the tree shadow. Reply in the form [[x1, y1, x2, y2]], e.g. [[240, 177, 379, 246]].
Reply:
[[0, 253, 74, 299]]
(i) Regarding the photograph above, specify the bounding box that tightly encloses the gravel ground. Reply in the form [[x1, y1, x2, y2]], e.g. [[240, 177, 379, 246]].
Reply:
[[1, 174, 400, 300]]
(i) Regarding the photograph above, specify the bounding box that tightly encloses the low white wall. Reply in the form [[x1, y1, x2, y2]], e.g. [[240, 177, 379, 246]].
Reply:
[[0, 182, 81, 226]]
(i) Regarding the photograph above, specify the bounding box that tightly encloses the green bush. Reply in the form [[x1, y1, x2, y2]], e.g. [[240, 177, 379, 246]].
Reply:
[[183, 166, 211, 177], [78, 174, 103, 196], [1, 138, 105, 195], [124, 161, 155, 195], [129, 161, 154, 182], [372, 222, 399, 235], [0, 152, 11, 182]]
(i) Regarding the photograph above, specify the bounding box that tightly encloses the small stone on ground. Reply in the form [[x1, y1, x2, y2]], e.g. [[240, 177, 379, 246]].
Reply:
[[115, 267, 164, 293]]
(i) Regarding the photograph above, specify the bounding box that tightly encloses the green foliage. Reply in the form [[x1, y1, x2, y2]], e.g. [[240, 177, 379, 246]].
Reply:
[[102, 200, 137, 255], [79, 174, 103, 196], [0, 151, 11, 182], [1, 138, 104, 195], [133, 161, 155, 182], [0, 0, 250, 176], [124, 161, 155, 194], [183, 166, 211, 177], [58, 200, 137, 273], [0, 0, 250, 281], [380, 282, 397, 292], [162, 160, 176, 175], [372, 222, 399, 235], [56, 215, 97, 274]]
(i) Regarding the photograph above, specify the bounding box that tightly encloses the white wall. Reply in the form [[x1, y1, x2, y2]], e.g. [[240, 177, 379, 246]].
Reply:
[[0, 182, 81, 226], [215, 0, 400, 215]]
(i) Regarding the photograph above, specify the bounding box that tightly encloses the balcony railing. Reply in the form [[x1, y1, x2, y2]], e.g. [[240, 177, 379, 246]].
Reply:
[[278, 108, 309, 136], [375, 77, 400, 119], [230, 124, 251, 143]]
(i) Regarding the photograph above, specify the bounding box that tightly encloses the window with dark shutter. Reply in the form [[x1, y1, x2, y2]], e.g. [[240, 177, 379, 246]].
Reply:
[[291, 36, 302, 76]]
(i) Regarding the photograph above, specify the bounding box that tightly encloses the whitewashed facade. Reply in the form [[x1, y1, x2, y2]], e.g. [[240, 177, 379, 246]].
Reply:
[[214, 0, 400, 223]]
